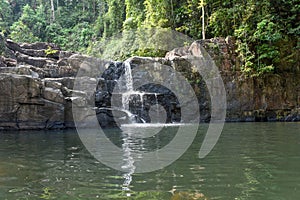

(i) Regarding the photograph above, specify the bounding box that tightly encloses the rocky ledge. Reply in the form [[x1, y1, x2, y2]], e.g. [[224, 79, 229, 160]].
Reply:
[[0, 38, 299, 130]]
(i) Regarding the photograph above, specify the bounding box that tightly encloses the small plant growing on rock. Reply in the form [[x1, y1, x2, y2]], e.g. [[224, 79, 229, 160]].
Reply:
[[45, 46, 58, 56]]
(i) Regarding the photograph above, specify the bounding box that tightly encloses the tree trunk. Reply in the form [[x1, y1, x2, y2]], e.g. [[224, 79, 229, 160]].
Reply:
[[170, 0, 174, 28], [201, 0, 205, 40], [93, 0, 96, 18], [50, 0, 55, 23], [56, 0, 60, 17]]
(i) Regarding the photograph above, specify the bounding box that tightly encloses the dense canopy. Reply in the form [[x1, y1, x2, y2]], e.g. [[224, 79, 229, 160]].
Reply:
[[0, 0, 299, 74]]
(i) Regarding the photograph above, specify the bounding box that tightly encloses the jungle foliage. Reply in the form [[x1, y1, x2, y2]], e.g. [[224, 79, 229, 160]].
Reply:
[[0, 0, 299, 74]]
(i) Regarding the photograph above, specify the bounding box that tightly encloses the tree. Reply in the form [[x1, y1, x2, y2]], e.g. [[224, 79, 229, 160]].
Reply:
[[174, 0, 203, 38], [9, 4, 43, 43], [144, 0, 170, 28], [50, 0, 55, 23], [103, 0, 126, 37], [0, 0, 12, 35], [1, 0, 297, 73], [200, 0, 205, 39], [10, 21, 40, 43], [123, 0, 145, 30]]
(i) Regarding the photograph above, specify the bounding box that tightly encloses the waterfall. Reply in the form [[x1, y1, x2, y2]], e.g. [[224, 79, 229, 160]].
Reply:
[[96, 58, 183, 125], [139, 93, 144, 111], [111, 61, 146, 123], [154, 93, 160, 123], [124, 61, 133, 91], [120, 61, 133, 111]]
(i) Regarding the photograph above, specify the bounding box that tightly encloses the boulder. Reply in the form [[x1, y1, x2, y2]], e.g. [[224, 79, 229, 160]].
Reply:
[[165, 46, 190, 60], [43, 87, 65, 104], [19, 42, 60, 51], [6, 39, 60, 59], [66, 54, 108, 77], [15, 52, 55, 68], [17, 99, 64, 129], [0, 65, 38, 77], [5, 39, 21, 52], [0, 57, 6, 67], [59, 51, 75, 59], [0, 56, 17, 67]]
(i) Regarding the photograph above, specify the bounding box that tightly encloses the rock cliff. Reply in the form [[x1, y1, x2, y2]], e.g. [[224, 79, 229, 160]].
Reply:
[[166, 38, 300, 122], [0, 38, 299, 130]]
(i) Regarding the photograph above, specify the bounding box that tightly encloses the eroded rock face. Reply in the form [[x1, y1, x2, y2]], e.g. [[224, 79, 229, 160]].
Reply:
[[0, 38, 299, 130], [166, 38, 300, 122], [0, 73, 97, 130], [0, 40, 96, 130], [0, 74, 63, 130], [5, 40, 81, 78], [6, 39, 60, 59], [0, 56, 17, 67]]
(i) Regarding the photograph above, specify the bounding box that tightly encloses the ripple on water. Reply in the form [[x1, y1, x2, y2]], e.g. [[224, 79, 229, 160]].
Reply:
[[0, 123, 299, 199]]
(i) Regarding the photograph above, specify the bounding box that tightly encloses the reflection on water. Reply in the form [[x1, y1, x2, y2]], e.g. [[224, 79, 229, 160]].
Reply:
[[120, 123, 180, 196], [121, 130, 136, 196], [0, 122, 299, 199]]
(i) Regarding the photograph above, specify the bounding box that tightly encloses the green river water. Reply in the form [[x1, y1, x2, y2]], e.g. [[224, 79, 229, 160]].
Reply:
[[0, 122, 299, 200]]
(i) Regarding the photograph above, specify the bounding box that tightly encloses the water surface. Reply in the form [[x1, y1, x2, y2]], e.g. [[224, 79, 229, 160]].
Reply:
[[0, 122, 299, 199]]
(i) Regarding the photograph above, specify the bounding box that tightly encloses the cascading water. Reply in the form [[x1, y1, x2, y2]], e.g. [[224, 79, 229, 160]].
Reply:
[[97, 60, 184, 194], [119, 61, 133, 111], [123, 61, 134, 91], [154, 93, 159, 122], [96, 58, 184, 126], [112, 61, 150, 124], [139, 93, 144, 111], [92, 57, 196, 197]]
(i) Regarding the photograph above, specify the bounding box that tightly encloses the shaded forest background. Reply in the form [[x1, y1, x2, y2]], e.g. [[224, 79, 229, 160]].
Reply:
[[0, 0, 299, 74]]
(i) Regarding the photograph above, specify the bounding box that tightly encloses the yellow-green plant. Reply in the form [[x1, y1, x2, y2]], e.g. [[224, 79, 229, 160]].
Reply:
[[45, 46, 58, 56]]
